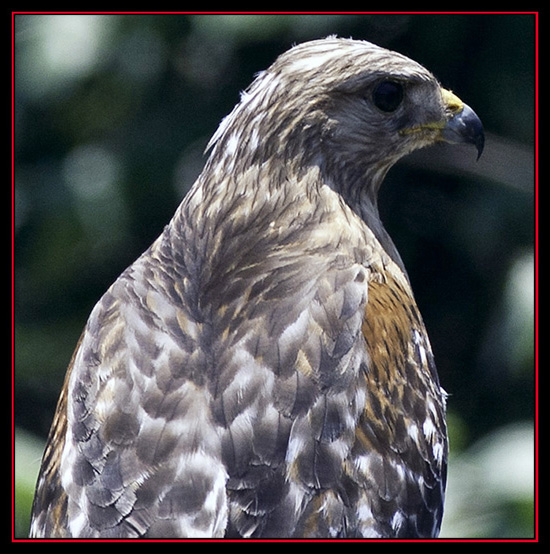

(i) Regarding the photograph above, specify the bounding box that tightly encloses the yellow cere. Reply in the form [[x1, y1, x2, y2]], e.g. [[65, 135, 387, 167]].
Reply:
[[440, 88, 464, 114]]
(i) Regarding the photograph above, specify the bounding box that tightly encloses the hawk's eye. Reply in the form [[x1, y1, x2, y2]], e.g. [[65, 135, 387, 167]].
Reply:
[[373, 81, 404, 112]]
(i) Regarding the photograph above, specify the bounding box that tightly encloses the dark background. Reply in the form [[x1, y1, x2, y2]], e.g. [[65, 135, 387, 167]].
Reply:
[[13, 13, 536, 538]]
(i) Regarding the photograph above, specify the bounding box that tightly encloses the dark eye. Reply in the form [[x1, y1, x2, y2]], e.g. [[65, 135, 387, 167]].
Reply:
[[373, 80, 404, 112]]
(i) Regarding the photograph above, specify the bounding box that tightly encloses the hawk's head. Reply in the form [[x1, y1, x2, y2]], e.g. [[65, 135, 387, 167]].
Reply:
[[206, 37, 483, 200]]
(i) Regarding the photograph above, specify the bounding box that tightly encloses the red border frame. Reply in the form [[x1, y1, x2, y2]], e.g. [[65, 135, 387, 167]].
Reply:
[[11, 11, 539, 544]]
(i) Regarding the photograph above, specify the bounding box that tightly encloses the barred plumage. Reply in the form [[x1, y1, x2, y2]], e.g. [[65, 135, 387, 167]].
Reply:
[[30, 37, 483, 539]]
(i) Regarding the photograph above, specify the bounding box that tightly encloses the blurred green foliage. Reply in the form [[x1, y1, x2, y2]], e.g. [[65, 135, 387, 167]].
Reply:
[[14, 13, 536, 539]]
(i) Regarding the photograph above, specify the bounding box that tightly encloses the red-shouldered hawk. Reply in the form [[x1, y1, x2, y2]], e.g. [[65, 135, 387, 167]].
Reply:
[[30, 37, 484, 539]]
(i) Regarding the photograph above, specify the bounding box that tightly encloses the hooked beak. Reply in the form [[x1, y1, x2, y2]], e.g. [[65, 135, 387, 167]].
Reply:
[[440, 89, 485, 160]]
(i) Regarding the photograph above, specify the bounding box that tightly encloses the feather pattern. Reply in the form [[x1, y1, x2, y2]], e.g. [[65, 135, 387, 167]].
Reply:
[[29, 36, 484, 538]]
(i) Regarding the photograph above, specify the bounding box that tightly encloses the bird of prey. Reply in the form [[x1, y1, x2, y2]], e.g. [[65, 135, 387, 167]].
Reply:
[[29, 37, 484, 539]]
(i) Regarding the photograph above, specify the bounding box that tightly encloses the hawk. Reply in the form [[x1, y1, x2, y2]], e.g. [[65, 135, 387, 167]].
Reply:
[[30, 37, 484, 539]]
